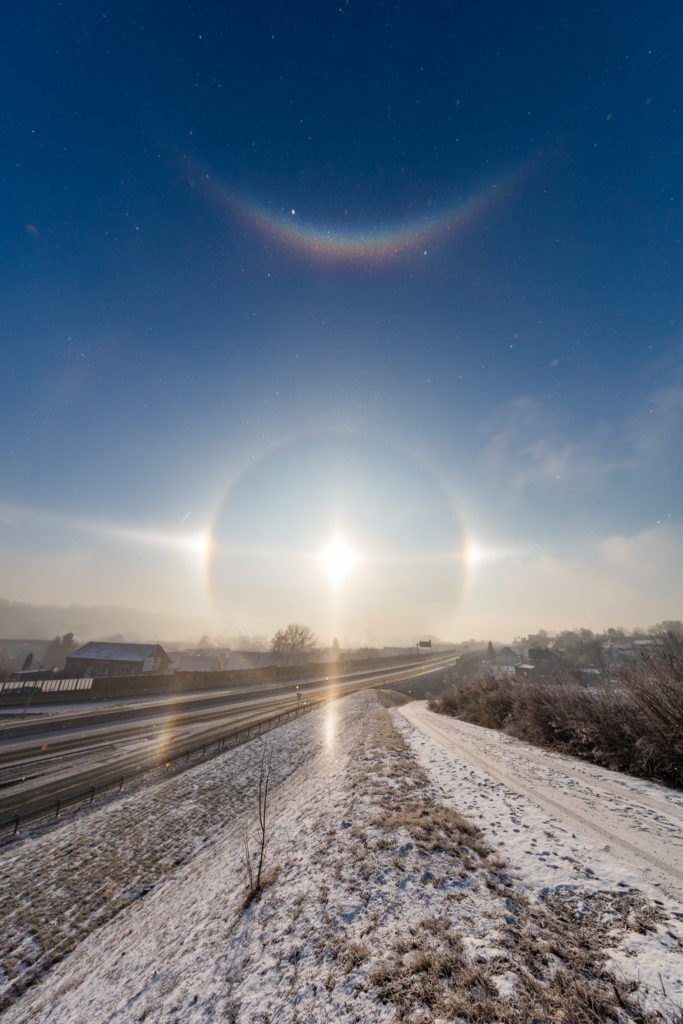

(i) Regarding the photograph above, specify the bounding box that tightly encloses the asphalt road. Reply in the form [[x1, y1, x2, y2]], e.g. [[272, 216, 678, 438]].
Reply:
[[0, 655, 458, 826]]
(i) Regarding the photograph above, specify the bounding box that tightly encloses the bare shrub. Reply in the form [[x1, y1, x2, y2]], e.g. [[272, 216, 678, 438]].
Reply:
[[432, 673, 514, 730], [434, 635, 683, 787], [614, 634, 683, 783]]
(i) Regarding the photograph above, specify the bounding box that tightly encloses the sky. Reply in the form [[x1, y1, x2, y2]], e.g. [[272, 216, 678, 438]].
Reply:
[[1, 1, 681, 645]]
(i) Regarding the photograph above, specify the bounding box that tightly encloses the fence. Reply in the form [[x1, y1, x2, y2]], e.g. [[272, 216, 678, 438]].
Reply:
[[0, 677, 93, 694], [0, 651, 434, 704], [0, 698, 324, 839]]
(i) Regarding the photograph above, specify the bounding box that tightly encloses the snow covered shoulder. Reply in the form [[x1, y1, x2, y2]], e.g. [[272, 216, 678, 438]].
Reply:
[[1, 692, 681, 1023]]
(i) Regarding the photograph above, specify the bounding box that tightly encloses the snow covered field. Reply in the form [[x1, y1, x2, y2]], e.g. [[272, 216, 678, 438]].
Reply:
[[1, 692, 681, 1022]]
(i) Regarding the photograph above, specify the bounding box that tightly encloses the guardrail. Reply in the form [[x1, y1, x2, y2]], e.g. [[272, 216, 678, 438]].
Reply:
[[0, 697, 324, 839]]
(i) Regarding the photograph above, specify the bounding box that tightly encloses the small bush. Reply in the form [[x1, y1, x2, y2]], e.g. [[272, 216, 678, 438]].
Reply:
[[433, 635, 683, 788], [434, 674, 514, 730]]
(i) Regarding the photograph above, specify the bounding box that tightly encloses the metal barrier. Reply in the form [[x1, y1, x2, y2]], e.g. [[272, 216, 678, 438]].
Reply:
[[0, 677, 93, 694], [0, 698, 324, 839]]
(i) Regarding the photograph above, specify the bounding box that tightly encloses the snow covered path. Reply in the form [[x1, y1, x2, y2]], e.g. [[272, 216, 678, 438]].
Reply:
[[399, 701, 683, 904]]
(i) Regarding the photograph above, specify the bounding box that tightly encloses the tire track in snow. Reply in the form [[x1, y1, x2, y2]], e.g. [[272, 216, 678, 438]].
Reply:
[[399, 703, 683, 904]]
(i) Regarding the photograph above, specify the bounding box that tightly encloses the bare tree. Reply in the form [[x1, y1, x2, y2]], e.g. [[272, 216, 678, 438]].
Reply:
[[270, 623, 318, 666], [242, 745, 273, 905]]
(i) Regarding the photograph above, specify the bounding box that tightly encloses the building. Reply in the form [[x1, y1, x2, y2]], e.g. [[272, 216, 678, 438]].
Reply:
[[222, 650, 280, 671], [169, 650, 227, 672], [65, 642, 171, 677], [495, 646, 520, 667], [528, 647, 553, 662]]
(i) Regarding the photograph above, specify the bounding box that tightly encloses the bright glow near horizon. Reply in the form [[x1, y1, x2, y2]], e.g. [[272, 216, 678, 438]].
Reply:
[[467, 543, 484, 567], [206, 436, 468, 642], [320, 536, 357, 586]]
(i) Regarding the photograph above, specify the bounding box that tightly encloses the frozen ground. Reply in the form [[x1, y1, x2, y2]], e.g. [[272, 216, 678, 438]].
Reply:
[[1, 692, 681, 1023], [398, 703, 683, 1017], [0, 707, 329, 1008], [400, 703, 683, 904]]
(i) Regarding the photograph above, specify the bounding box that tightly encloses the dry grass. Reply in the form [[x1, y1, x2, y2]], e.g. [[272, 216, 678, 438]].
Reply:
[[374, 688, 414, 708], [350, 707, 675, 1024], [373, 801, 491, 859], [370, 888, 671, 1023], [342, 939, 371, 974]]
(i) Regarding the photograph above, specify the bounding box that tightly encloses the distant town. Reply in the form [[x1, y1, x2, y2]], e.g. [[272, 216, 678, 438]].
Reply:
[[1, 620, 680, 693]]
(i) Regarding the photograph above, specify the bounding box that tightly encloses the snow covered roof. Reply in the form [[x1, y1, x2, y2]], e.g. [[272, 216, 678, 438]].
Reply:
[[69, 642, 168, 663]]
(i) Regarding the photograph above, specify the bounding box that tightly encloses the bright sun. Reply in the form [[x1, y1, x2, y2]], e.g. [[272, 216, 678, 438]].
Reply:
[[320, 536, 357, 586]]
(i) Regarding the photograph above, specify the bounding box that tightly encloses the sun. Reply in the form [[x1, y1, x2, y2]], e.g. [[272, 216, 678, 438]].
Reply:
[[320, 536, 357, 586], [467, 543, 484, 567]]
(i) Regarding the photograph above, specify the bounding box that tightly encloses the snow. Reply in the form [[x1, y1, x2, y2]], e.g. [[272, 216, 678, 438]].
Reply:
[[397, 702, 683, 1018], [1, 692, 681, 1023], [398, 702, 683, 904]]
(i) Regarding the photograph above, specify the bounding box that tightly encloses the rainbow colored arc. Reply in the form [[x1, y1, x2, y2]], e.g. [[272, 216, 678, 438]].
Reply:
[[199, 165, 524, 265]]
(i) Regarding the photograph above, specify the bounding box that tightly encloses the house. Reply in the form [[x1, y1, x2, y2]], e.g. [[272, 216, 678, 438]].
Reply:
[[576, 666, 603, 686], [602, 643, 638, 667], [222, 650, 280, 671], [65, 642, 171, 677], [169, 650, 227, 673], [495, 646, 520, 667], [528, 647, 553, 662]]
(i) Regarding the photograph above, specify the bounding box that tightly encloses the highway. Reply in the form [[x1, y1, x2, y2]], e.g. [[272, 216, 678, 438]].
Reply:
[[0, 654, 458, 827]]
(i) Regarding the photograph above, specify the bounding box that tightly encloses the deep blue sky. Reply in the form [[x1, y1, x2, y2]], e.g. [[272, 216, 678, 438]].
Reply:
[[2, 1, 681, 642]]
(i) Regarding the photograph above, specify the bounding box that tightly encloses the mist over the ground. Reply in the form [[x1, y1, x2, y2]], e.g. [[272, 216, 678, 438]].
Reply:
[[0, 596, 208, 645]]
